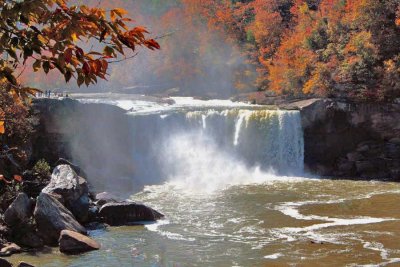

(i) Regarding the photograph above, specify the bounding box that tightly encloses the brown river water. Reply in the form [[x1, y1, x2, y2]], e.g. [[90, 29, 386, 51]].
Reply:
[[10, 98, 400, 266], [10, 178, 400, 267]]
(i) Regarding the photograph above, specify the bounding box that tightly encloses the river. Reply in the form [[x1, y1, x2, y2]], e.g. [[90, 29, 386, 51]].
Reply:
[[11, 96, 400, 266]]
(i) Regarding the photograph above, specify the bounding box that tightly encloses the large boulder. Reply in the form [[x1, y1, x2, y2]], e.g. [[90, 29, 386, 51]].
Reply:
[[99, 202, 164, 226], [59, 230, 100, 254], [4, 193, 33, 227], [34, 193, 86, 245], [42, 165, 89, 222]]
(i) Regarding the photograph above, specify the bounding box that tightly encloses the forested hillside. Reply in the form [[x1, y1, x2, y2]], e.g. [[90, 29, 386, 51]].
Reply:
[[199, 0, 400, 101]]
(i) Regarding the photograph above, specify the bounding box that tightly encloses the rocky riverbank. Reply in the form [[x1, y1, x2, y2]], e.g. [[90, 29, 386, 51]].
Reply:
[[0, 161, 163, 266]]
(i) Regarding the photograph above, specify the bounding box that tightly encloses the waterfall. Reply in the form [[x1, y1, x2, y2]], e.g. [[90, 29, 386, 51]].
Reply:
[[127, 108, 304, 192], [68, 99, 304, 193]]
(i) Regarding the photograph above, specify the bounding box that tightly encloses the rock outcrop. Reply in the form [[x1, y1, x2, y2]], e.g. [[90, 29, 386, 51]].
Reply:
[[296, 99, 400, 180], [59, 230, 100, 254], [34, 193, 86, 245], [99, 202, 164, 226]]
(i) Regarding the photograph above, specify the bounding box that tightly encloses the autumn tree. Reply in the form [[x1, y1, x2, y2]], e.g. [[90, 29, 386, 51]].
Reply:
[[0, 0, 160, 182]]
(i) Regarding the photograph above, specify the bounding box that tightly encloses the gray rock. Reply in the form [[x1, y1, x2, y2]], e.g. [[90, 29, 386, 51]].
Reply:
[[42, 165, 89, 223], [0, 258, 12, 267], [18, 262, 36, 267], [17, 231, 44, 248], [34, 193, 86, 245], [59, 230, 100, 254], [4, 193, 33, 227], [99, 202, 164, 226], [346, 152, 364, 162], [389, 137, 400, 145], [385, 143, 400, 159], [338, 160, 355, 174], [95, 192, 118, 207]]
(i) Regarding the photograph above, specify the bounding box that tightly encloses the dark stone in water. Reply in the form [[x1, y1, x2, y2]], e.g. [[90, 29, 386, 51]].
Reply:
[[59, 230, 100, 254], [99, 202, 164, 226], [18, 262, 36, 267]]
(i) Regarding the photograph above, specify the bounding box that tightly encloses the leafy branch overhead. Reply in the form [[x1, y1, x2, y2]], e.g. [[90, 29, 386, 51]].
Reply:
[[0, 0, 160, 95]]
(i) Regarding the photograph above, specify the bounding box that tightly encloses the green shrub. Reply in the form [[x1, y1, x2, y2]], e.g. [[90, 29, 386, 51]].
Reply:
[[33, 159, 51, 181]]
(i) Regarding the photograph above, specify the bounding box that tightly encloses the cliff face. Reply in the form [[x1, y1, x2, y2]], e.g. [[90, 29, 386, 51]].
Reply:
[[292, 99, 400, 180]]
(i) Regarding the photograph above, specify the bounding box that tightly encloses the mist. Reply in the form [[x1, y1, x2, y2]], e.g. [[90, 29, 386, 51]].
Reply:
[[22, 0, 257, 99]]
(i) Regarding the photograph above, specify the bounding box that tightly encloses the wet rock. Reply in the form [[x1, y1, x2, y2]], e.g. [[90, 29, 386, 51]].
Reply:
[[95, 192, 118, 207], [59, 230, 100, 254], [18, 262, 36, 267], [385, 143, 400, 159], [0, 243, 21, 256], [42, 165, 89, 222], [84, 222, 108, 231], [17, 231, 44, 248], [389, 137, 400, 145], [34, 193, 86, 245], [0, 258, 12, 267], [355, 160, 376, 174], [4, 193, 34, 227], [337, 160, 355, 174], [99, 202, 164, 226], [346, 152, 364, 162]]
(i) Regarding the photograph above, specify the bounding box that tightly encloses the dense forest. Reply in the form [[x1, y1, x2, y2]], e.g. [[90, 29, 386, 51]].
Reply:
[[197, 0, 400, 101]]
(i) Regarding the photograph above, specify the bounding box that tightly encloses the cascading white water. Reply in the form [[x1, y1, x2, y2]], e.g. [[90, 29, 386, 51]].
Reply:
[[129, 108, 304, 192], [71, 97, 304, 193]]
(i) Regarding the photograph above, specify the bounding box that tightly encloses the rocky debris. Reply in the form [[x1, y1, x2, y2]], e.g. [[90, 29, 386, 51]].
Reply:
[[99, 202, 164, 226], [59, 230, 100, 254], [34, 193, 86, 245], [0, 243, 21, 256], [18, 262, 36, 267], [4, 193, 34, 227], [42, 165, 89, 223], [0, 258, 12, 267]]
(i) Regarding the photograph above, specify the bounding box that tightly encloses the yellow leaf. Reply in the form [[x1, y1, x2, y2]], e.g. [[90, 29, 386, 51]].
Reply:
[[71, 33, 78, 42], [113, 8, 128, 17], [0, 121, 4, 134]]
